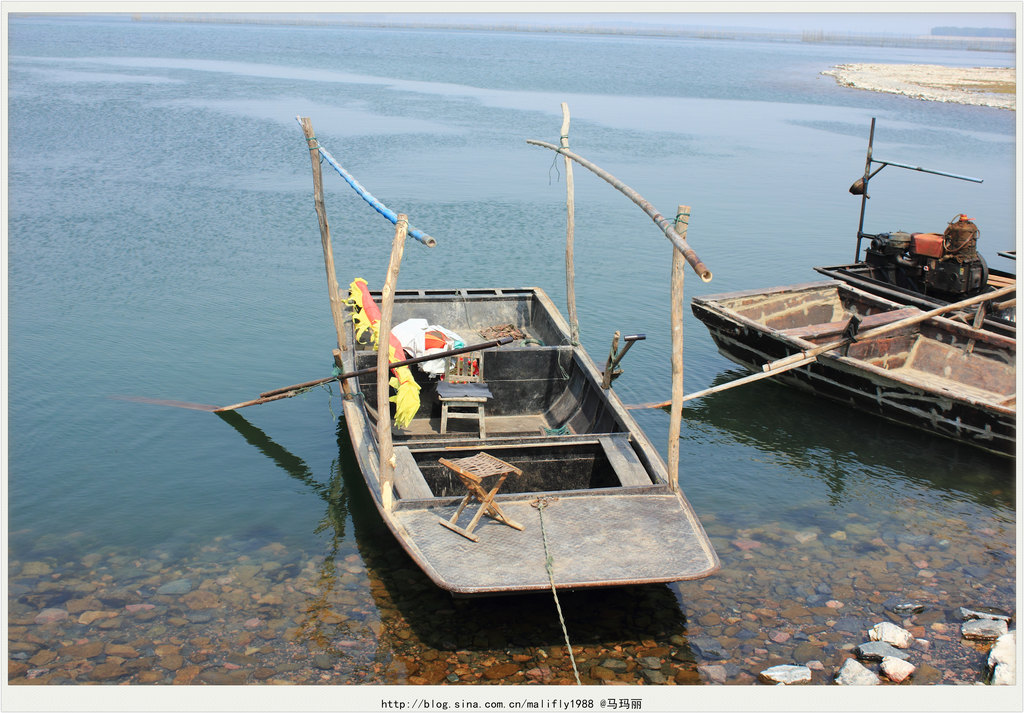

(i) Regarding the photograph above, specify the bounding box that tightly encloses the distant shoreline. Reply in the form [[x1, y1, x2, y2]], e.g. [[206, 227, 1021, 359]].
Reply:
[[112, 14, 1017, 53], [822, 63, 1016, 110]]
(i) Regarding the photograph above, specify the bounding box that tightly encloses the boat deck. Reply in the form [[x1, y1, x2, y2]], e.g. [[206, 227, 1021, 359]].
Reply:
[[393, 489, 718, 595]]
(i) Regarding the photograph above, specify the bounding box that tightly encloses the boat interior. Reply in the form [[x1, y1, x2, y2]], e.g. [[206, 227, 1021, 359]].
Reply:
[[347, 288, 659, 498], [706, 282, 1016, 407]]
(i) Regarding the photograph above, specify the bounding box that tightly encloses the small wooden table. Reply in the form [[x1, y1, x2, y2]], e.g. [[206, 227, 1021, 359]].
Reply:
[[437, 452, 524, 542]]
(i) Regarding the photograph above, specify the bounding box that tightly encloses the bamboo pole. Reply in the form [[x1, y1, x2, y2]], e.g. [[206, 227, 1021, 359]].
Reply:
[[298, 117, 348, 357], [560, 103, 579, 345], [212, 337, 514, 413], [666, 206, 688, 492], [629, 283, 1015, 411], [526, 139, 712, 282], [377, 215, 409, 513]]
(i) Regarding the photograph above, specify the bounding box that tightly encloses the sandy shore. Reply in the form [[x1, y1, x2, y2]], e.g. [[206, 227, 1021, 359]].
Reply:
[[822, 64, 1015, 110]]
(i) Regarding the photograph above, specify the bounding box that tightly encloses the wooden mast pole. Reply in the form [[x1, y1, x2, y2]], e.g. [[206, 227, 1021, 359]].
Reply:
[[667, 206, 689, 493], [560, 103, 579, 345], [298, 117, 348, 356], [377, 215, 409, 513]]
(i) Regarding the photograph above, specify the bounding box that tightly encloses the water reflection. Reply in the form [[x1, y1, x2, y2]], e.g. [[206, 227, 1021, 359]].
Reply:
[[682, 368, 1015, 511]]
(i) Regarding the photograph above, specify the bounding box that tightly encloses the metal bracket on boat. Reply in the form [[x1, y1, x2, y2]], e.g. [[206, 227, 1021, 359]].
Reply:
[[602, 331, 646, 389]]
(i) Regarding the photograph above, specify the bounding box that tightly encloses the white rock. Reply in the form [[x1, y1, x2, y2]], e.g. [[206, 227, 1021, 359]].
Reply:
[[835, 658, 880, 686], [758, 664, 812, 685], [988, 631, 1016, 685], [963, 618, 1008, 641], [880, 656, 916, 683], [869, 621, 914, 649]]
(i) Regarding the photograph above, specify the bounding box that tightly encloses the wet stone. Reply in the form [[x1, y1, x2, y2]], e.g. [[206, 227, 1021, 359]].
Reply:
[[34, 608, 69, 625], [156, 579, 192, 595], [962, 618, 1008, 641], [758, 664, 811, 685], [689, 637, 729, 660], [312, 653, 334, 670], [641, 668, 667, 684], [835, 658, 879, 686], [957, 606, 1012, 623], [856, 641, 911, 662], [600, 658, 628, 673], [88, 662, 130, 682]]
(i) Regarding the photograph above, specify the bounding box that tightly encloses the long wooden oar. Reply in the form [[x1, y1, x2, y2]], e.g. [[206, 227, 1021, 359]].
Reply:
[[214, 336, 514, 413], [629, 284, 1015, 411]]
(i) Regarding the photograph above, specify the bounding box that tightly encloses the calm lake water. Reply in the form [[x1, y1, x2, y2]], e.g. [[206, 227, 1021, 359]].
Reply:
[[6, 13, 1018, 708]]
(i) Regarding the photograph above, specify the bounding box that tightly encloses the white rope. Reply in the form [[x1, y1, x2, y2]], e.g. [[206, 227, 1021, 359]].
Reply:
[[533, 498, 581, 685]]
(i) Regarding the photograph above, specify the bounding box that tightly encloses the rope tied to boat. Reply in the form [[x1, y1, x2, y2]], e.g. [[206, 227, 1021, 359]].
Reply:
[[531, 497, 581, 685]]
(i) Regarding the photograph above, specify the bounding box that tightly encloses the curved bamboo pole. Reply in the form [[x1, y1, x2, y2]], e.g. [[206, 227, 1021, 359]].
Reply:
[[526, 139, 712, 282], [560, 103, 579, 345]]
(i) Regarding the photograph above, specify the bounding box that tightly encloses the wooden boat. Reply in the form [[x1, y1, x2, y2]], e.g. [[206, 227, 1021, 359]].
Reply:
[[335, 286, 720, 595], [691, 281, 1016, 458]]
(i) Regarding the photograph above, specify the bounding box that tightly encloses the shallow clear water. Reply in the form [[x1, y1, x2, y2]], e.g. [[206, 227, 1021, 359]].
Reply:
[[6, 14, 1017, 697]]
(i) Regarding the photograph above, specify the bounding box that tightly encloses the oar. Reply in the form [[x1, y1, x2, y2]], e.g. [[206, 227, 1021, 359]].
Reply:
[[628, 284, 1015, 411], [214, 336, 514, 413]]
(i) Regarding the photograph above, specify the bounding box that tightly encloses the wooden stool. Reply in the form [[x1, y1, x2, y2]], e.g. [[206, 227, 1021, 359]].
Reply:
[[437, 352, 491, 438], [437, 452, 524, 542]]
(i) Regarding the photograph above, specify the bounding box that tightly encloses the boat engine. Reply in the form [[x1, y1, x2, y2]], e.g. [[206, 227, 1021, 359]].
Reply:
[[864, 214, 988, 299]]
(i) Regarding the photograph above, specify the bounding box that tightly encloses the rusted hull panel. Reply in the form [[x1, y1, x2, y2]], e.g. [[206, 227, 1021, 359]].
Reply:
[[340, 286, 720, 595], [692, 281, 1016, 458]]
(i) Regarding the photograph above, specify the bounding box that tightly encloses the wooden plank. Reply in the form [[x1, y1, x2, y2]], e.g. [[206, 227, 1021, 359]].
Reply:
[[599, 435, 651, 487], [392, 446, 434, 500]]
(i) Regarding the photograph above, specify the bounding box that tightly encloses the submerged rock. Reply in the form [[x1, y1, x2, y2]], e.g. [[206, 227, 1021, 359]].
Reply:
[[155, 579, 192, 595], [33, 608, 68, 625]]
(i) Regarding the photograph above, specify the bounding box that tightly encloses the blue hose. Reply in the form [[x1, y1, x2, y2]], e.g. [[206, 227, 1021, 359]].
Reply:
[[301, 126, 436, 247]]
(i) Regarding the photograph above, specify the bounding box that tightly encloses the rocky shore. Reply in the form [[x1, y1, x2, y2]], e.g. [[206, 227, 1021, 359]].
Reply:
[[7, 506, 1016, 687], [822, 64, 1015, 110]]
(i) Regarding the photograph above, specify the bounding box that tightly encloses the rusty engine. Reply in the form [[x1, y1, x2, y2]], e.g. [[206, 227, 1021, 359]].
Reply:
[[864, 214, 988, 300]]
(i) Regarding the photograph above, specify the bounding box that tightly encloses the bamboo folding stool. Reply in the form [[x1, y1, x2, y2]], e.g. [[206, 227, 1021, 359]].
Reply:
[[437, 452, 524, 542]]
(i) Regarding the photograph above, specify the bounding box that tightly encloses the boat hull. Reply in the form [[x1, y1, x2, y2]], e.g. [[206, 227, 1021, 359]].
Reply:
[[339, 286, 719, 595], [692, 281, 1016, 458]]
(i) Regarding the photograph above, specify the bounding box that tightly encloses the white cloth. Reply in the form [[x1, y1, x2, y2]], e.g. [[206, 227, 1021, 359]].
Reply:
[[391, 319, 465, 375]]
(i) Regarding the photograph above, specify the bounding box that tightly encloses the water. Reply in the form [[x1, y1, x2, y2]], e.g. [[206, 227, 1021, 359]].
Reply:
[[6, 14, 1017, 701]]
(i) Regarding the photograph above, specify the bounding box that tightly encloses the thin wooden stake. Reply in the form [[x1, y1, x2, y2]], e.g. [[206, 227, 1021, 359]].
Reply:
[[377, 214, 409, 512], [298, 117, 348, 358], [667, 206, 688, 492], [560, 102, 579, 346]]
